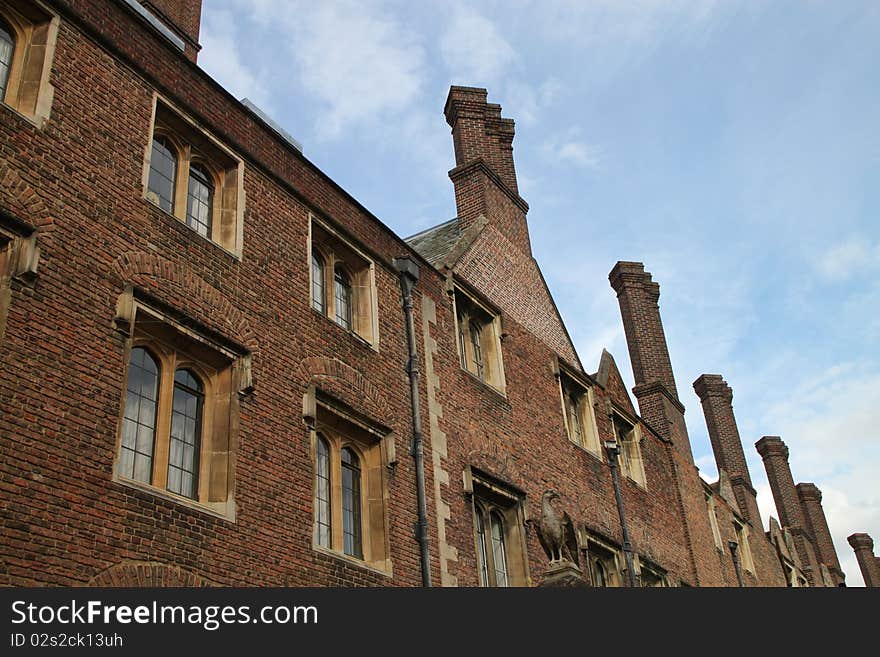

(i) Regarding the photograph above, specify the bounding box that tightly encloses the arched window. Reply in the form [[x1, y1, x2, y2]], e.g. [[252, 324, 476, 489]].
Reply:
[[469, 321, 484, 380], [314, 434, 331, 548], [186, 164, 214, 238], [475, 507, 489, 586], [457, 310, 468, 370], [341, 447, 362, 558], [167, 369, 203, 500], [147, 135, 177, 213], [490, 512, 509, 587], [311, 251, 325, 314], [0, 19, 14, 102], [592, 558, 608, 587], [334, 267, 352, 330], [120, 347, 160, 484]]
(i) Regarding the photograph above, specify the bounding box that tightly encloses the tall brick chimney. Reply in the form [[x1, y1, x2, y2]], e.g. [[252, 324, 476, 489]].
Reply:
[[755, 436, 822, 584], [609, 262, 692, 460], [444, 86, 531, 254], [797, 483, 845, 585], [142, 1, 202, 62], [693, 374, 761, 527], [847, 533, 879, 587]]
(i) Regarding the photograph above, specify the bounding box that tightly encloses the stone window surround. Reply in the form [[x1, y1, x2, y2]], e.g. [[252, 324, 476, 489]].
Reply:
[[733, 518, 755, 574], [463, 466, 530, 587], [706, 493, 724, 551], [579, 529, 624, 587], [112, 290, 249, 522], [142, 95, 245, 258], [308, 216, 379, 349], [611, 407, 647, 489], [452, 283, 507, 395], [634, 555, 668, 587], [304, 387, 394, 576], [0, 0, 57, 128], [0, 217, 39, 342], [556, 362, 601, 457]]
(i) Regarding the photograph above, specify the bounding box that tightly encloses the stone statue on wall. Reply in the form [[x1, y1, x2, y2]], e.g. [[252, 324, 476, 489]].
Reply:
[[531, 489, 579, 568]]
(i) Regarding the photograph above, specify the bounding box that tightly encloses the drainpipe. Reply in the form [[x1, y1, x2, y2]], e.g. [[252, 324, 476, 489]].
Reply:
[[393, 256, 432, 587], [604, 439, 638, 587], [728, 540, 745, 587]]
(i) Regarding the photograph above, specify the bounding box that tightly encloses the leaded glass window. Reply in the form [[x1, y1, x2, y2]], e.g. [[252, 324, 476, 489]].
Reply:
[[334, 268, 352, 330], [147, 136, 177, 213], [341, 447, 362, 558], [167, 369, 203, 500], [315, 434, 331, 548], [475, 507, 489, 586], [311, 251, 325, 314], [186, 164, 213, 238], [469, 321, 484, 380], [490, 512, 509, 587], [120, 347, 159, 484], [0, 20, 13, 102]]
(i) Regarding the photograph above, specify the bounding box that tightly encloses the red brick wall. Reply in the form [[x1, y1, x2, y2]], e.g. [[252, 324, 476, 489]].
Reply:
[[0, 7, 441, 586]]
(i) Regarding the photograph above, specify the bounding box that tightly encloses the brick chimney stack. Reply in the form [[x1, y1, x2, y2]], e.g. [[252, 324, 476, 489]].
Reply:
[[755, 436, 822, 584], [444, 86, 531, 254], [797, 483, 845, 585], [847, 533, 880, 587], [693, 374, 761, 527], [609, 262, 692, 460], [142, 1, 202, 62]]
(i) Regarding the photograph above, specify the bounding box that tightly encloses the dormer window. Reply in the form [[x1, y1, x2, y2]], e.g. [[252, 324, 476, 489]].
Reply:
[[454, 286, 505, 393], [612, 412, 646, 487], [558, 367, 600, 455]]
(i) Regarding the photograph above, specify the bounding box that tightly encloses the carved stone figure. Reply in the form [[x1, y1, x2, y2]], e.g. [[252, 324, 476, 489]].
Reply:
[[531, 489, 579, 568]]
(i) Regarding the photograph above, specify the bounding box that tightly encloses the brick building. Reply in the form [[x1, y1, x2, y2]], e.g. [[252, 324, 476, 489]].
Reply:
[[0, 0, 862, 587]]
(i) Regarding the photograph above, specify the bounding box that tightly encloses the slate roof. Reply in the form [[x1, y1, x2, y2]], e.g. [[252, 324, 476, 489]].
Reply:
[[404, 218, 460, 267]]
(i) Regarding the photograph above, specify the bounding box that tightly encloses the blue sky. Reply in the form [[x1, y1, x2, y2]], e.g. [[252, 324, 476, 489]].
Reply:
[[197, 0, 880, 586]]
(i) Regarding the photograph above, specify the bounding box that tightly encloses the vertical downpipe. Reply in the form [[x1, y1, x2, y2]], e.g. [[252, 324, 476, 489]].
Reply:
[[393, 256, 432, 587]]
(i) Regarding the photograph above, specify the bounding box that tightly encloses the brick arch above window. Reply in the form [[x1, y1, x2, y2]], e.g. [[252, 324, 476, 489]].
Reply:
[[88, 560, 215, 587], [111, 252, 259, 355], [0, 162, 53, 236], [300, 356, 391, 424]]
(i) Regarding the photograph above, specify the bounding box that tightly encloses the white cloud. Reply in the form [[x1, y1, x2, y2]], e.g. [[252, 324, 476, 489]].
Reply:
[[542, 128, 602, 169], [557, 141, 602, 168], [440, 4, 516, 86], [199, 9, 274, 112], [290, 2, 426, 138], [816, 236, 880, 281]]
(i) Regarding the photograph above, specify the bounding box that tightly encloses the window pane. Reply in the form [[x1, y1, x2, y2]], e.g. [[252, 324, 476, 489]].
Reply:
[[567, 392, 583, 445], [490, 512, 509, 587], [475, 507, 489, 587], [315, 435, 331, 548], [147, 136, 176, 213], [469, 322, 484, 380], [0, 22, 14, 101], [311, 252, 325, 314], [167, 369, 203, 500], [120, 348, 159, 484], [334, 268, 352, 330], [457, 314, 468, 370], [341, 447, 362, 558], [186, 164, 213, 238]]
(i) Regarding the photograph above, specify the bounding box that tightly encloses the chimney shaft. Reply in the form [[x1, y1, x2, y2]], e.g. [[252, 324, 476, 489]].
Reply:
[[444, 86, 531, 254], [755, 436, 822, 584], [609, 262, 692, 460], [797, 483, 845, 585], [847, 533, 880, 587], [693, 374, 761, 526]]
